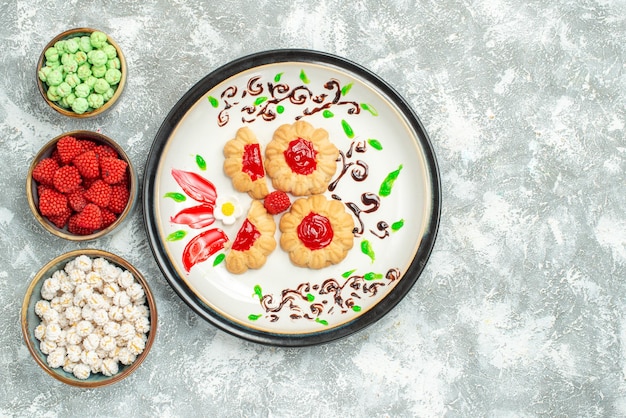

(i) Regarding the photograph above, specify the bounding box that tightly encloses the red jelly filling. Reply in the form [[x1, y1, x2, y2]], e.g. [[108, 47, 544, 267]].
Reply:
[[297, 212, 333, 250], [242, 143, 265, 181], [232, 219, 261, 251], [284, 138, 317, 175]]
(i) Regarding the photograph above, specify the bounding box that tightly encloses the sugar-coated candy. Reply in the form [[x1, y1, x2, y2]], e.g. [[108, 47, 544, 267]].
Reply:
[[101, 358, 119, 377], [72, 363, 91, 380]]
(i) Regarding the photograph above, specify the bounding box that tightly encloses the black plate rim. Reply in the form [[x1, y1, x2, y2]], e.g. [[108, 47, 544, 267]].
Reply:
[[142, 48, 441, 347]]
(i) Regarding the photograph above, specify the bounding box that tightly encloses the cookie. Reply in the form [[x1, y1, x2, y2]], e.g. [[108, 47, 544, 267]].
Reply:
[[223, 127, 270, 199], [225, 200, 277, 274], [264, 121, 339, 196], [279, 195, 354, 269]]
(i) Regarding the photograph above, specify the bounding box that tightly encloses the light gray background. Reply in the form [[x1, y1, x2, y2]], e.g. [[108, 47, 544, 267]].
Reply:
[[1, 0, 625, 416]]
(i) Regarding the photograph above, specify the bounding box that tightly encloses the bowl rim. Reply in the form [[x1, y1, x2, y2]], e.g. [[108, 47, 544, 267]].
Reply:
[[36, 27, 127, 118], [26, 130, 137, 241], [20, 248, 158, 388]]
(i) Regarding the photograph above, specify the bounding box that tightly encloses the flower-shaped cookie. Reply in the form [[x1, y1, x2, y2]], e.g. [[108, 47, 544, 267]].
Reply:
[[279, 195, 354, 269], [264, 121, 339, 196], [223, 127, 270, 199], [225, 200, 277, 274]]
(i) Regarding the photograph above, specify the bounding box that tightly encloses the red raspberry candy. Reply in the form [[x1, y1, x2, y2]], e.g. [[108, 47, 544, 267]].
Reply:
[[72, 203, 103, 232], [56, 136, 85, 164], [100, 208, 118, 228], [108, 184, 130, 214], [73, 150, 100, 179], [38, 188, 69, 217], [53, 165, 82, 193], [47, 206, 72, 229], [100, 157, 128, 185], [94, 144, 118, 160], [264, 191, 291, 215], [32, 158, 59, 186], [67, 187, 88, 212], [84, 179, 112, 208]]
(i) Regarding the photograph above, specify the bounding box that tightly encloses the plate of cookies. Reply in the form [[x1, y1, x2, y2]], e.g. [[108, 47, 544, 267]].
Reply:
[[143, 49, 441, 346]]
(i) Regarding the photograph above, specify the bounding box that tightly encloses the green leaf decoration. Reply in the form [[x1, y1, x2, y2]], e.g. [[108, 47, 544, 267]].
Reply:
[[274, 72, 284, 82], [364, 272, 383, 281], [306, 293, 315, 302], [341, 119, 354, 138], [342, 269, 356, 278], [212, 253, 225, 266], [196, 154, 207, 171], [166, 230, 187, 242], [352, 305, 362, 312], [367, 138, 383, 150], [361, 239, 375, 263], [323, 110, 334, 118], [164, 192, 186, 202], [248, 314, 262, 321], [391, 219, 405, 231], [276, 105, 285, 114], [254, 96, 268, 106], [208, 96, 219, 108], [315, 318, 329, 326], [361, 103, 379, 116], [300, 69, 310, 84], [379, 164, 403, 197], [341, 82, 353, 96], [253, 285, 263, 299]]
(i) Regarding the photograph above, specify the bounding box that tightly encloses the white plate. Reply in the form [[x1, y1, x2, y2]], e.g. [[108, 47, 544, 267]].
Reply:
[[143, 49, 440, 346]]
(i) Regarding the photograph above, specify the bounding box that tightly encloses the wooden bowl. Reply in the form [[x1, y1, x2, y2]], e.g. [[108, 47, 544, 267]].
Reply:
[[36, 28, 126, 118], [21, 249, 157, 388], [26, 130, 137, 241]]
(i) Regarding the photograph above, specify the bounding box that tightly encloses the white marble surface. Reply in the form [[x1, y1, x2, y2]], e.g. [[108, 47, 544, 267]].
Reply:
[[2, 0, 625, 416]]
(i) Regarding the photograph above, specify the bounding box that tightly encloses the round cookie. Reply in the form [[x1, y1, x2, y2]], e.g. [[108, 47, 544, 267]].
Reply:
[[279, 195, 354, 269], [264, 121, 339, 196]]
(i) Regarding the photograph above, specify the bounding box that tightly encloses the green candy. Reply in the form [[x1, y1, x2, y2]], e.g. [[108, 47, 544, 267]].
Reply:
[[102, 87, 115, 101], [44, 47, 58, 62], [79, 36, 93, 52], [87, 93, 104, 109], [54, 40, 66, 53], [46, 85, 60, 102], [85, 75, 97, 88], [76, 63, 91, 80], [74, 50, 87, 65], [91, 64, 106, 78], [71, 97, 89, 114], [90, 31, 108, 48], [45, 59, 60, 69], [65, 38, 79, 53], [63, 57, 78, 73], [46, 69, 63, 86], [38, 66, 52, 82], [106, 58, 121, 70], [104, 68, 121, 85], [88, 49, 107, 67], [65, 73, 80, 87], [102, 44, 117, 59], [74, 83, 91, 98], [93, 78, 110, 94], [56, 82, 72, 97], [65, 93, 76, 106]]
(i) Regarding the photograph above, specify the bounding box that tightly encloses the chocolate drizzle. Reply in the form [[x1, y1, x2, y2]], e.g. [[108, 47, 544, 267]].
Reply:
[[214, 74, 361, 126], [256, 268, 401, 323]]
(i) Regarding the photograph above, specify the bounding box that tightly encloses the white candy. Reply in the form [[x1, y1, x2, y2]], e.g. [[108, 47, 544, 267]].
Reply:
[[83, 334, 100, 352], [113, 291, 131, 307], [34, 300, 50, 318], [72, 363, 91, 380], [32, 255, 150, 379], [92, 309, 109, 326], [47, 347, 66, 368], [117, 271, 134, 289], [66, 345, 82, 363], [101, 358, 119, 377], [76, 320, 94, 337], [34, 324, 46, 341], [45, 323, 62, 342]]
